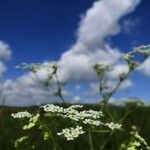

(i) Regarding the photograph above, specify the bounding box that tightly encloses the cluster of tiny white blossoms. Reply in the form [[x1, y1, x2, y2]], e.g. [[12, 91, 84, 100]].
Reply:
[[133, 130, 150, 148], [83, 119, 102, 126], [11, 111, 32, 118], [133, 45, 150, 56], [121, 126, 150, 150], [11, 105, 122, 141], [14, 136, 29, 148], [23, 113, 40, 130], [11, 112, 40, 130], [41, 104, 122, 140], [42, 104, 64, 113], [57, 126, 85, 141], [41, 104, 103, 122], [105, 122, 122, 130]]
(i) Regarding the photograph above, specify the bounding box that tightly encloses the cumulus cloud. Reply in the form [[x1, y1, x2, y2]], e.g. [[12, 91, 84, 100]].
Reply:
[[1, 0, 141, 106], [122, 18, 140, 34], [110, 63, 129, 78], [84, 79, 133, 97], [0, 62, 7, 76], [1, 72, 59, 106], [138, 57, 150, 76], [58, 0, 140, 82], [0, 41, 11, 60], [0, 41, 11, 76]]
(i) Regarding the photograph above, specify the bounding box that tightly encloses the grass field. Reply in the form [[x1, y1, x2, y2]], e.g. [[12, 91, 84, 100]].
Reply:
[[0, 102, 150, 150]]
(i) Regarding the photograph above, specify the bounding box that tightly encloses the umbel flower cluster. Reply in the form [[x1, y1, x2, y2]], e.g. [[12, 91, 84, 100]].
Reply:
[[11, 111, 32, 118], [57, 126, 85, 141], [12, 104, 121, 141], [120, 126, 150, 150]]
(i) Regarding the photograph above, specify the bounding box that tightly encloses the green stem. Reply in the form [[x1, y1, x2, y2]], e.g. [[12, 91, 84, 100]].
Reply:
[[92, 130, 110, 133], [55, 73, 66, 104], [119, 105, 138, 124], [104, 56, 147, 104], [99, 130, 114, 150], [38, 119, 62, 150], [88, 129, 94, 150]]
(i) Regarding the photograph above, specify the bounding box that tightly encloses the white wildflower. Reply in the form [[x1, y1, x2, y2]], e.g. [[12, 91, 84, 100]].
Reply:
[[23, 122, 35, 130], [57, 126, 85, 140], [41, 104, 103, 121], [134, 45, 150, 56], [67, 105, 83, 109], [15, 136, 28, 147], [23, 113, 40, 130], [79, 110, 104, 119], [41, 104, 121, 137], [123, 53, 133, 61], [132, 141, 140, 147], [63, 109, 103, 122], [106, 122, 122, 130], [134, 131, 149, 146], [83, 119, 102, 126], [11, 111, 32, 118], [41, 104, 64, 113], [127, 147, 136, 150]]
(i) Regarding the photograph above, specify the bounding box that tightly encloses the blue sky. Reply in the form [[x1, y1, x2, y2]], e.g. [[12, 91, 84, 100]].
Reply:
[[0, 0, 150, 106], [0, 0, 94, 73]]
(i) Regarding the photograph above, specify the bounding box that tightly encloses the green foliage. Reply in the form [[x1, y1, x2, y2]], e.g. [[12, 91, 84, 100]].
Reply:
[[1, 104, 150, 150], [120, 126, 150, 150]]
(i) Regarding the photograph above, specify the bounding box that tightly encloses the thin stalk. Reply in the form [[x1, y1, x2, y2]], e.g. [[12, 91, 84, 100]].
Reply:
[[103, 71, 131, 104], [88, 129, 94, 150], [92, 130, 110, 133], [100, 55, 148, 105], [0, 95, 6, 129], [99, 105, 139, 150], [99, 130, 114, 150], [55, 73, 66, 104], [119, 105, 138, 124]]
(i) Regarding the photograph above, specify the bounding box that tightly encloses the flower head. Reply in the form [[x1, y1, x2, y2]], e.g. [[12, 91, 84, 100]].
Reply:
[[57, 126, 85, 140], [11, 111, 32, 119]]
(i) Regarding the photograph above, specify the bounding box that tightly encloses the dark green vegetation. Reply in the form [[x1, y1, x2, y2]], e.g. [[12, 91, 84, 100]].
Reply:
[[0, 102, 150, 150]]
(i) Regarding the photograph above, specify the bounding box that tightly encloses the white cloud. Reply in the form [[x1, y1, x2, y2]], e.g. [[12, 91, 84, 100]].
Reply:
[[0, 41, 11, 60], [73, 96, 81, 103], [1, 65, 73, 106], [58, 0, 140, 82], [1, 72, 59, 106], [0, 41, 12, 77], [110, 63, 129, 78], [138, 57, 150, 76], [85, 82, 99, 96], [0, 61, 7, 76], [1, 0, 141, 106], [120, 79, 133, 89], [122, 18, 140, 34], [85, 79, 133, 97], [58, 46, 122, 82], [109, 97, 150, 106]]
